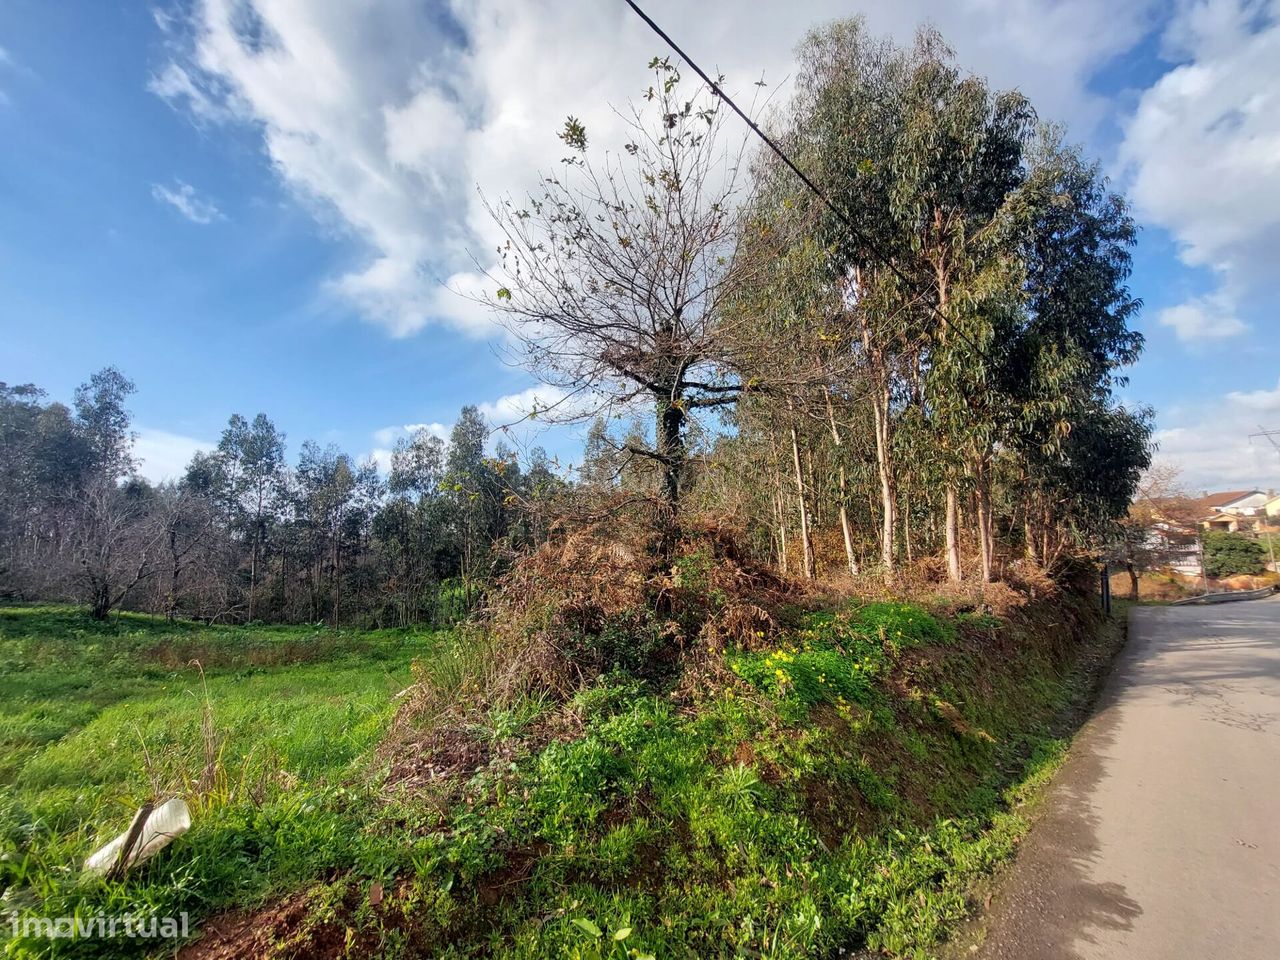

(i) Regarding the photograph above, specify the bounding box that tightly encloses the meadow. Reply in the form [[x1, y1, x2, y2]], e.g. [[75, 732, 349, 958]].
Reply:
[[0, 586, 1126, 960], [0, 606, 440, 958]]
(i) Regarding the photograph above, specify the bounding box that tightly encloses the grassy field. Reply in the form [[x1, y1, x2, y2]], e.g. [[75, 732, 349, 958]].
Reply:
[[0, 595, 1121, 959], [0, 606, 442, 958]]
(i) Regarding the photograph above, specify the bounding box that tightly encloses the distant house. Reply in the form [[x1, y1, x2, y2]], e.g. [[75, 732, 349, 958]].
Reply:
[[1144, 522, 1202, 576], [1202, 512, 1253, 532], [1194, 490, 1272, 532]]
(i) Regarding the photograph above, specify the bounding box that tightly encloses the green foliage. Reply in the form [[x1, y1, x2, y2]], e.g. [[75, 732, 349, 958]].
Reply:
[[1202, 531, 1267, 578], [728, 603, 952, 717]]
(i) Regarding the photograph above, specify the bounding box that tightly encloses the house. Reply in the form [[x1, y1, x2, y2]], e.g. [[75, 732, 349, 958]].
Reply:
[[1201, 512, 1254, 532], [1143, 522, 1203, 576], [1194, 490, 1271, 532], [1266, 494, 1280, 520]]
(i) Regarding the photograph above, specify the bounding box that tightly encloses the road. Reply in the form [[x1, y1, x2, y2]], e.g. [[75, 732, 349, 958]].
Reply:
[[975, 597, 1280, 960]]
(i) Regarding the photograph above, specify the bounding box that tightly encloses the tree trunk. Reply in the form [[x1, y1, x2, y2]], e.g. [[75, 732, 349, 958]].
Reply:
[[655, 393, 684, 556], [248, 528, 259, 622], [789, 421, 815, 579], [945, 484, 962, 582], [1125, 562, 1139, 601], [1041, 503, 1052, 568], [1024, 513, 1039, 564], [774, 488, 789, 574], [871, 383, 896, 576], [975, 458, 993, 583], [768, 434, 788, 574], [90, 586, 111, 621], [902, 491, 913, 564], [168, 524, 181, 621], [825, 391, 858, 577]]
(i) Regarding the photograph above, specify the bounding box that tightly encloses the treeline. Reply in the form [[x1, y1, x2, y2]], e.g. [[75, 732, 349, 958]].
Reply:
[[0, 371, 559, 623], [4, 21, 1155, 621], [490, 21, 1152, 583]]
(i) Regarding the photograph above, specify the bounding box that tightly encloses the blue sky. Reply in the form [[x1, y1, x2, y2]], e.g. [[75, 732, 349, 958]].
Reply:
[[2, 0, 1278, 490]]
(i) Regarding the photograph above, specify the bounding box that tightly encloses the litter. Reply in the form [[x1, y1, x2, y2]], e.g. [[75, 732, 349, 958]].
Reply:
[[84, 798, 191, 878]]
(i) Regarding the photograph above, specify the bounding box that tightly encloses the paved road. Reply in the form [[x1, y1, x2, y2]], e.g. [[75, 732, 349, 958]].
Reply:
[[975, 597, 1280, 960]]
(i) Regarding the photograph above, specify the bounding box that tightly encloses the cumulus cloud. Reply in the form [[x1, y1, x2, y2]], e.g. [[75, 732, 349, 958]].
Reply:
[[477, 385, 577, 427], [151, 179, 225, 223], [1121, 0, 1280, 337], [372, 422, 450, 448], [1152, 378, 1280, 489], [149, 0, 1154, 339], [133, 427, 212, 483], [1157, 294, 1248, 341]]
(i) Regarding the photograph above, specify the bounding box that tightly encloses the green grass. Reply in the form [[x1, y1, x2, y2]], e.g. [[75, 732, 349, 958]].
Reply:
[[275, 595, 1111, 960], [0, 606, 443, 958], [0, 597, 1118, 959]]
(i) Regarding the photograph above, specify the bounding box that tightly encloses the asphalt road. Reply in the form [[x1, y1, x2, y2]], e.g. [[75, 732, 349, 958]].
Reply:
[[975, 597, 1280, 960]]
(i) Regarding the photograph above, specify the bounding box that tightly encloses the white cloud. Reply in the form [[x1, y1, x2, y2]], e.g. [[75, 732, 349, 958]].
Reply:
[[150, 0, 1154, 339], [367, 447, 395, 475], [1121, 0, 1280, 336], [1152, 377, 1280, 489], [151, 179, 225, 224], [372, 422, 450, 447], [1157, 294, 1248, 341], [477, 385, 574, 427], [1226, 380, 1280, 411], [133, 427, 213, 483]]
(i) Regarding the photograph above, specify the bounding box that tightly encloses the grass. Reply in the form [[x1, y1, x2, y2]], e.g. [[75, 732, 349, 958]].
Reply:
[[0, 594, 1121, 959], [0, 606, 442, 958]]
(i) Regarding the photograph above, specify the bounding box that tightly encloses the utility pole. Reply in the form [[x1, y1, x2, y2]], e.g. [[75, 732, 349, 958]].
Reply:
[[1248, 426, 1280, 573]]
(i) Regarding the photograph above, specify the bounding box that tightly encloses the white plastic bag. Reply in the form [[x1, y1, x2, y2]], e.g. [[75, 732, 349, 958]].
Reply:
[[84, 798, 191, 877]]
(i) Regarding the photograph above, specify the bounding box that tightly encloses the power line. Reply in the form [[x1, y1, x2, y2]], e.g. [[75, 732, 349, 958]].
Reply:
[[620, 0, 996, 365], [1250, 426, 1280, 460]]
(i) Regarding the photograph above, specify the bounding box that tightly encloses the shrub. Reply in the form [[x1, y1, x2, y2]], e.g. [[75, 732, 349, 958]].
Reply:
[[1203, 531, 1266, 578]]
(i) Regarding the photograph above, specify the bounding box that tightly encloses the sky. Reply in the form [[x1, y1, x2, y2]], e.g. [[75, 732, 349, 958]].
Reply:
[[1, 0, 1278, 492]]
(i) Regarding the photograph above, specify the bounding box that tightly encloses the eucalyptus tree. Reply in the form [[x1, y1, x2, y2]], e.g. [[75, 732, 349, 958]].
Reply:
[[773, 22, 949, 575], [771, 21, 1032, 577], [293, 440, 359, 623], [1002, 133, 1145, 564], [217, 413, 286, 621], [481, 58, 758, 541], [895, 57, 1035, 582], [73, 366, 136, 479]]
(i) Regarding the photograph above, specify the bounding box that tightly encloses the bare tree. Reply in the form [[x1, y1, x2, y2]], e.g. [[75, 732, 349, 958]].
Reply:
[[74, 477, 162, 620], [480, 59, 758, 537]]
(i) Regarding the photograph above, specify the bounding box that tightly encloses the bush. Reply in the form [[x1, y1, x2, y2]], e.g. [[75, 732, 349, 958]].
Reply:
[[1203, 531, 1266, 578]]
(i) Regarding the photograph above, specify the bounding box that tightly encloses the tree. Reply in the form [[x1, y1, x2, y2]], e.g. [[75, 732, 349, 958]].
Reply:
[[217, 413, 286, 621], [152, 483, 220, 620], [73, 367, 136, 479], [772, 23, 1035, 578], [390, 427, 445, 499], [1203, 531, 1266, 579], [446, 406, 500, 608], [75, 477, 161, 620], [482, 59, 755, 540], [1116, 464, 1198, 599]]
